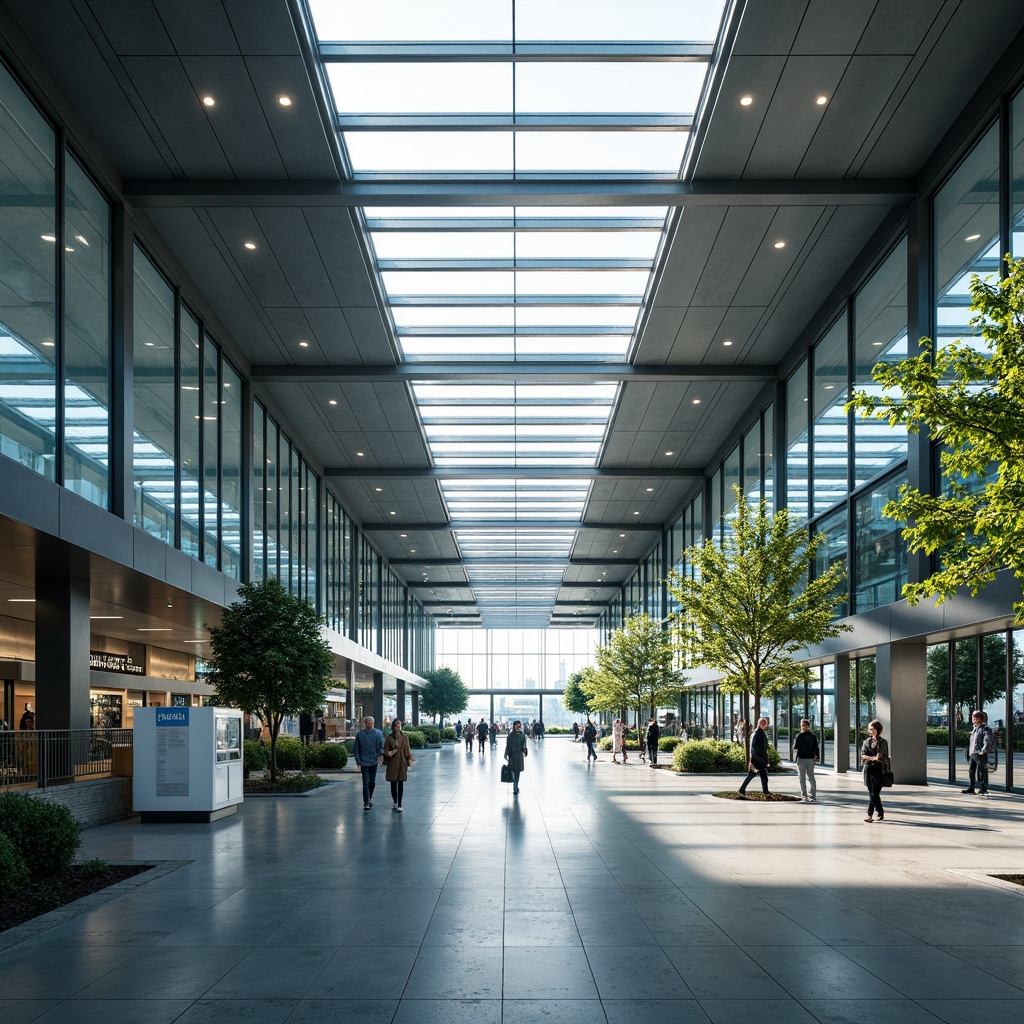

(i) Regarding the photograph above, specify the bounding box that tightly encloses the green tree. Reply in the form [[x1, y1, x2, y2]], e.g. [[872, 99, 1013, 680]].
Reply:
[[925, 635, 1023, 725], [578, 663, 631, 720], [206, 578, 334, 782], [562, 671, 593, 717], [419, 666, 469, 727], [667, 490, 851, 754], [593, 614, 683, 733], [847, 255, 1024, 622]]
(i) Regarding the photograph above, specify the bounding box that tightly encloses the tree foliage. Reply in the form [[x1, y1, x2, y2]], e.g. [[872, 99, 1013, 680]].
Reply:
[[847, 255, 1024, 621], [667, 490, 851, 749], [562, 671, 593, 716], [206, 578, 334, 781], [419, 666, 469, 725], [592, 614, 683, 731]]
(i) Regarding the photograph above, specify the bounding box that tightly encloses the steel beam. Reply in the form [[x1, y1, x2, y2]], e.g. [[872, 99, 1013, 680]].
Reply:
[[362, 520, 663, 531], [123, 179, 916, 210], [325, 466, 704, 479], [255, 362, 776, 383], [389, 557, 639, 566]]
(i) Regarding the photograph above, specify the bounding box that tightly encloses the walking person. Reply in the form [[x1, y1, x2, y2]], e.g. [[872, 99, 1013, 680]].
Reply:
[[862, 719, 889, 822], [477, 717, 489, 752], [792, 718, 820, 802], [583, 719, 598, 761], [504, 719, 528, 795], [737, 717, 770, 797], [572, 721, 580, 743], [645, 716, 660, 766], [963, 710, 994, 795], [384, 718, 414, 812], [612, 718, 628, 763], [353, 715, 384, 810]]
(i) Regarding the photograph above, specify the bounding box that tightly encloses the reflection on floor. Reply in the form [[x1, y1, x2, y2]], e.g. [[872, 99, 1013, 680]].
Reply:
[[1, 738, 1023, 1024]]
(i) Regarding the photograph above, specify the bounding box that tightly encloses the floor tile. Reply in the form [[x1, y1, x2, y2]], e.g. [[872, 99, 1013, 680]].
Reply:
[[503, 947, 598, 1000], [393, 999, 501, 1024], [403, 946, 503, 999]]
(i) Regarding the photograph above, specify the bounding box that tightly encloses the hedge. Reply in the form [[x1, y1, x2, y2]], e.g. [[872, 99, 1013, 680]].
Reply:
[[442, 727, 456, 741], [244, 740, 270, 772], [658, 736, 682, 752], [404, 730, 426, 749], [417, 725, 441, 744], [672, 739, 782, 774], [0, 831, 29, 902]]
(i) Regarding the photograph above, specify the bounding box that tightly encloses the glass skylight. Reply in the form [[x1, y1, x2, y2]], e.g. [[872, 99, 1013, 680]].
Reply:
[[307, 0, 729, 626]]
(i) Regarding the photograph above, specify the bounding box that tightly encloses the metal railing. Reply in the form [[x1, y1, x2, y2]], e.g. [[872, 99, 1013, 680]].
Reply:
[[0, 728, 133, 790]]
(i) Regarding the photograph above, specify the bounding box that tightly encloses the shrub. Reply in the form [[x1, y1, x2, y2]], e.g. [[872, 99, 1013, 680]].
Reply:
[[0, 792, 81, 878], [545, 726, 567, 734], [658, 736, 682, 753], [442, 727, 456, 741], [404, 730, 426, 749], [272, 736, 307, 770], [78, 857, 110, 880], [418, 725, 441, 744], [245, 771, 328, 794], [598, 737, 613, 751], [305, 743, 348, 770], [244, 740, 270, 772], [0, 832, 29, 902], [672, 739, 781, 774]]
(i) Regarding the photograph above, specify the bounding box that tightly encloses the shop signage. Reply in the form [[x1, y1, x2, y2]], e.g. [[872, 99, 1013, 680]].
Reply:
[[89, 651, 146, 675], [156, 707, 190, 796]]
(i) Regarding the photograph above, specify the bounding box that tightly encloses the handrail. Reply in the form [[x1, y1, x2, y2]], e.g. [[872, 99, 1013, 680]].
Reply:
[[0, 728, 133, 790]]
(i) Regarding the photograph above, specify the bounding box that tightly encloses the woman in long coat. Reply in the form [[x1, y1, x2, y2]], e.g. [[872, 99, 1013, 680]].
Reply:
[[384, 719, 414, 812], [504, 719, 528, 795], [861, 718, 889, 822]]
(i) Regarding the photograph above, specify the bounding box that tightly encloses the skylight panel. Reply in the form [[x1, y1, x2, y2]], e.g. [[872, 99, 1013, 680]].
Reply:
[[328, 63, 510, 115], [372, 232, 514, 260], [382, 271, 514, 296], [514, 0, 726, 41], [515, 231, 661, 260], [514, 306, 639, 328], [391, 307, 515, 328], [345, 131, 512, 174], [309, 0, 509, 41], [516, 131, 689, 175], [516, 63, 707, 114], [399, 338, 518, 358]]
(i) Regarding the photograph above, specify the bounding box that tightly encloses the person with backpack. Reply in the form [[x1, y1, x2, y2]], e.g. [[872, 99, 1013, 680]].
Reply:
[[645, 717, 660, 766], [792, 718, 820, 802], [963, 710, 995, 796], [583, 719, 598, 761]]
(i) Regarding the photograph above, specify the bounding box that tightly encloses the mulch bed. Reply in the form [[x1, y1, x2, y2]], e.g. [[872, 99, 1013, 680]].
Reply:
[[244, 771, 330, 794], [1, 864, 152, 934], [991, 874, 1024, 886], [713, 791, 802, 801]]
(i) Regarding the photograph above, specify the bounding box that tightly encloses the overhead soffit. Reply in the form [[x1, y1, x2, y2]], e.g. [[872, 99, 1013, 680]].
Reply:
[[3, 0, 1024, 628]]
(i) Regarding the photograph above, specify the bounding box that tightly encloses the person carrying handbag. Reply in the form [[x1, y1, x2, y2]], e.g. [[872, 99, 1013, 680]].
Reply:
[[504, 719, 528, 795], [861, 719, 889, 822], [383, 719, 414, 812]]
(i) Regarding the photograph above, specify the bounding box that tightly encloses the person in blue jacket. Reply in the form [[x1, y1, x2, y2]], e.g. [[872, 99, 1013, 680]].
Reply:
[[353, 715, 384, 810]]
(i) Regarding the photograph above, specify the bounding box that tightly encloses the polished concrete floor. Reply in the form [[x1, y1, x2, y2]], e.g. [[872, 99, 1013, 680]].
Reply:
[[2, 738, 1023, 1023]]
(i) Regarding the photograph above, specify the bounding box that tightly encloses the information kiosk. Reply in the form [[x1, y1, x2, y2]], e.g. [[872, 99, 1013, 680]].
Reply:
[[133, 706, 244, 822]]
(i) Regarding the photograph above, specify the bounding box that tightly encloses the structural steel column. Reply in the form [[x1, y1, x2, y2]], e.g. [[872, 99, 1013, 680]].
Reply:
[[875, 641, 927, 785], [396, 678, 406, 725], [490, 693, 495, 724], [346, 661, 355, 730], [372, 672, 384, 727], [834, 654, 851, 773], [35, 572, 92, 730], [411, 691, 419, 726]]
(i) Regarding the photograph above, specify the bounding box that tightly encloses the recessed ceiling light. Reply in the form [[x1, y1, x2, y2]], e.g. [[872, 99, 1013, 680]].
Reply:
[[824, 384, 835, 390], [400, 533, 408, 538], [278, 95, 292, 107], [965, 233, 981, 242], [201, 95, 215, 107], [356, 451, 364, 457], [633, 511, 640, 516], [75, 234, 89, 246], [619, 533, 626, 538], [328, 399, 337, 405], [40, 234, 56, 242], [410, 549, 416, 553], [816, 95, 828, 106], [42, 341, 55, 347], [692, 398, 701, 405], [183, 639, 207, 643], [7, 598, 35, 602], [375, 487, 382, 492], [740, 95, 753, 106], [298, 340, 309, 347], [137, 627, 172, 632], [244, 241, 257, 250], [389, 511, 397, 516], [90, 615, 123, 620], [664, 451, 673, 457], [723, 340, 733, 347], [144, 341, 155, 347], [612, 549, 618, 554], [773, 241, 786, 249], [646, 487, 654, 492], [872, 341, 884, 347]]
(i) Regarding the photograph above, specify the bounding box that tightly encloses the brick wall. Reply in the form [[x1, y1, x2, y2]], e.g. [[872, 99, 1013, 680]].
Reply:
[[26, 777, 134, 829]]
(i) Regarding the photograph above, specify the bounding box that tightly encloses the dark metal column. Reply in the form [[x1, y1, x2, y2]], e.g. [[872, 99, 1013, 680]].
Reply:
[[411, 691, 419, 727], [396, 678, 406, 724], [372, 671, 384, 727], [834, 654, 851, 773], [35, 565, 92, 730]]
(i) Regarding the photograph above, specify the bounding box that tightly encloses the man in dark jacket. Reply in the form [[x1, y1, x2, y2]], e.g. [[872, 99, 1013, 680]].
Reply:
[[792, 718, 820, 802], [738, 717, 771, 797], [645, 717, 660, 765], [583, 720, 598, 761], [353, 716, 384, 810], [476, 718, 489, 751]]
